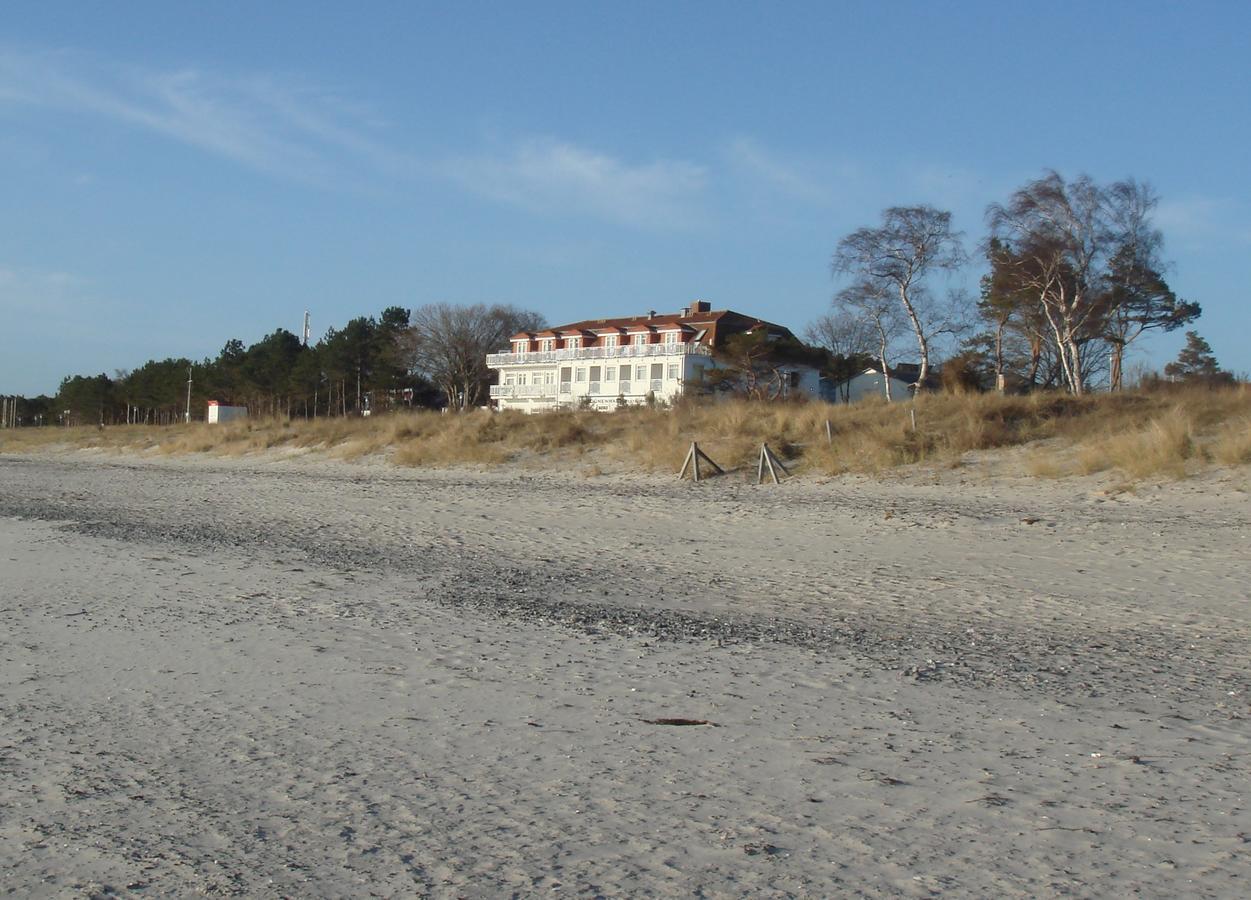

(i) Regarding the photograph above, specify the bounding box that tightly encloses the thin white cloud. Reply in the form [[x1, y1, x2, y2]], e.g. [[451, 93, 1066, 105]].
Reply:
[[1154, 195, 1251, 249], [442, 137, 707, 228], [723, 136, 844, 203], [0, 46, 407, 185], [1156, 196, 1226, 236], [0, 264, 90, 317], [1, 46, 709, 226]]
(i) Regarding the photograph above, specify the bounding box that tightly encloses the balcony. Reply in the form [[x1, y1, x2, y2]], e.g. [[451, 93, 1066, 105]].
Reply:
[[487, 342, 710, 367], [489, 383, 558, 399]]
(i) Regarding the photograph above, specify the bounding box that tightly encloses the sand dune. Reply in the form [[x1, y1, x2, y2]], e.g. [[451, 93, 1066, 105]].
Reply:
[[1, 451, 1248, 896]]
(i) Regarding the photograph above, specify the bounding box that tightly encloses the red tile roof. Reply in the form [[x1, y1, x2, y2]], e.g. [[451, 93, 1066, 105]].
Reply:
[[510, 307, 795, 349]]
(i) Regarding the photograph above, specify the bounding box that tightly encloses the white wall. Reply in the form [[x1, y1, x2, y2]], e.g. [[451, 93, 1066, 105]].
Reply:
[[207, 404, 248, 423], [493, 351, 691, 411], [491, 354, 821, 412], [838, 372, 913, 403]]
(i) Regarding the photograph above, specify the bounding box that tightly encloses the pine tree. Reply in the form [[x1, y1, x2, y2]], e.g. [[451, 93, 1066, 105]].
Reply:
[[1164, 331, 1231, 384]]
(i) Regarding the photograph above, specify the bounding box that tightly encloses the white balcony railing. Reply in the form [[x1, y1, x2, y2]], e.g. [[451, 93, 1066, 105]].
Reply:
[[489, 384, 558, 399], [492, 382, 672, 404], [487, 342, 709, 367]]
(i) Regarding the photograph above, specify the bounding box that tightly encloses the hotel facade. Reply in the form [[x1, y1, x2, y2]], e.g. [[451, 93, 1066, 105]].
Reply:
[[486, 301, 820, 412]]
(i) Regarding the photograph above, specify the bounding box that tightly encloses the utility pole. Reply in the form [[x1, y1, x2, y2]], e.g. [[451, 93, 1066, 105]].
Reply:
[[185, 365, 193, 424]]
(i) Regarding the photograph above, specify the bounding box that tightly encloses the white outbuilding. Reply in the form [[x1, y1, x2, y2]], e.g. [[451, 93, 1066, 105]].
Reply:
[[206, 401, 248, 424], [825, 367, 915, 404]]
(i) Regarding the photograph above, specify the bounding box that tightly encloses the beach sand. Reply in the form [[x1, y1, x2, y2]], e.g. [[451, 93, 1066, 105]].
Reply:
[[1, 451, 1248, 896]]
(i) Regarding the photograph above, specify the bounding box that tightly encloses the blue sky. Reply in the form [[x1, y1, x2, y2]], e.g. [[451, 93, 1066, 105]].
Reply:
[[2, 1, 1249, 395]]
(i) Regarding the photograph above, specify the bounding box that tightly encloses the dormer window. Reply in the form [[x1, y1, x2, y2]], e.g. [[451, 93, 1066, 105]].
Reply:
[[633, 333, 649, 346], [565, 336, 581, 349], [663, 331, 680, 345], [513, 341, 529, 354], [602, 334, 619, 348], [540, 338, 555, 351]]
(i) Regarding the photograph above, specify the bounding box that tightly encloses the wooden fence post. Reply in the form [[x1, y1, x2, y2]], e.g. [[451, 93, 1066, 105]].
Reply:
[[679, 441, 724, 482], [756, 443, 790, 484]]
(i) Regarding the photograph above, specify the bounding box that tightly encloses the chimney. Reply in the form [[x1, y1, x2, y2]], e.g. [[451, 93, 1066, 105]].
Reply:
[[680, 306, 691, 317], [647, 309, 656, 319], [693, 300, 711, 313]]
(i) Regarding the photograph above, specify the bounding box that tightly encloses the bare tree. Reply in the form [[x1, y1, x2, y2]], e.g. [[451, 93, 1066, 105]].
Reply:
[[804, 309, 877, 402], [833, 281, 908, 401], [803, 310, 876, 361], [1098, 180, 1200, 390], [833, 205, 966, 393], [985, 172, 1187, 395], [404, 303, 544, 409]]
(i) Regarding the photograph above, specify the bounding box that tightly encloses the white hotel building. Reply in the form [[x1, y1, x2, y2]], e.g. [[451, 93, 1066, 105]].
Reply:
[[486, 301, 820, 412]]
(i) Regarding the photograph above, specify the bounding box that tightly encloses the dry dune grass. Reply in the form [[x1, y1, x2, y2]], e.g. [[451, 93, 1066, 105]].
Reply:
[[1209, 416, 1251, 466], [3, 385, 1249, 481]]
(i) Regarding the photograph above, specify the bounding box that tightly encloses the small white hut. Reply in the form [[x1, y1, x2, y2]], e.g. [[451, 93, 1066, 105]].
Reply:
[[206, 401, 248, 424], [826, 367, 915, 404]]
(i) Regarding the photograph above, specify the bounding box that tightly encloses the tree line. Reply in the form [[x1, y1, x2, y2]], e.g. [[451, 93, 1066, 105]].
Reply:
[[17, 303, 542, 426]]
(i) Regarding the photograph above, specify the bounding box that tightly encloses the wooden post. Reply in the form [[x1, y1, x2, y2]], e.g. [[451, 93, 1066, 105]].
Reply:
[[910, 407, 917, 432], [756, 443, 790, 484], [825, 419, 833, 444], [679, 442, 723, 482]]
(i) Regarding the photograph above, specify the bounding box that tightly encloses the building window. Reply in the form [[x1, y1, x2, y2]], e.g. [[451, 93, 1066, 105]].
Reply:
[[513, 342, 528, 354], [602, 334, 618, 348], [633, 333, 649, 346], [575, 368, 586, 382], [518, 374, 528, 386], [566, 336, 581, 349], [540, 339, 555, 351], [605, 366, 616, 381], [667, 364, 679, 380], [663, 331, 679, 344], [635, 365, 646, 381], [505, 374, 515, 385]]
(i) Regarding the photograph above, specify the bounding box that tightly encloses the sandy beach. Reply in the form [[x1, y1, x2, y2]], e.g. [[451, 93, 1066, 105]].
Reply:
[[1, 450, 1248, 897]]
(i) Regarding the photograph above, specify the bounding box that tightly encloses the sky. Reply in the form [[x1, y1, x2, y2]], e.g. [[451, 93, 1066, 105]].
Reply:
[[2, 0, 1249, 396]]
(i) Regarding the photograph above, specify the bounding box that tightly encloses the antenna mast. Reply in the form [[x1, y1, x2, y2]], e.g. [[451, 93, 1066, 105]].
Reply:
[[302, 310, 311, 346]]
